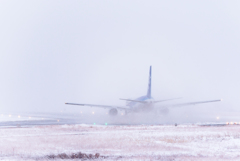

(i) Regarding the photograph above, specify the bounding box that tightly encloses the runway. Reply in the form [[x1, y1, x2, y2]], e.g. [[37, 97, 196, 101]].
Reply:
[[0, 112, 239, 127], [0, 113, 82, 127]]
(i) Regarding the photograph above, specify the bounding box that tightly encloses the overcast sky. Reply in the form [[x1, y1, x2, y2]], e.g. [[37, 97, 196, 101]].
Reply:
[[0, 1, 240, 114]]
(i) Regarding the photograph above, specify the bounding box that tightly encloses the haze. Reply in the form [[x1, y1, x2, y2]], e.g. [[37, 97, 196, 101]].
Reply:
[[0, 1, 240, 118]]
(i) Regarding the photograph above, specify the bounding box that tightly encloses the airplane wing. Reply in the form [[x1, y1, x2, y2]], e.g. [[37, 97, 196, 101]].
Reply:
[[65, 103, 128, 111], [162, 99, 222, 108]]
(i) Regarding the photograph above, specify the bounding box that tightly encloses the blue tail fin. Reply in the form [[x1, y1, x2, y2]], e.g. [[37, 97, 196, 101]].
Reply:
[[147, 66, 152, 98]]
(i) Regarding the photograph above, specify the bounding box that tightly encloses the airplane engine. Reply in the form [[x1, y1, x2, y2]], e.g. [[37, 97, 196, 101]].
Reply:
[[160, 108, 169, 115], [109, 108, 118, 116]]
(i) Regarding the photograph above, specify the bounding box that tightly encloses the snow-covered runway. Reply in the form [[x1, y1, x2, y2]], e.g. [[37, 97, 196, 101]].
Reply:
[[0, 124, 240, 160]]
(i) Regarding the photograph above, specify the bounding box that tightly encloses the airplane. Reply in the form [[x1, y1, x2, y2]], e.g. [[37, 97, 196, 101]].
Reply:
[[65, 66, 221, 116]]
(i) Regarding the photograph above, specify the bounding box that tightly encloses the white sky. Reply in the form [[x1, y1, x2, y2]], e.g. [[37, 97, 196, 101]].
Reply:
[[0, 1, 240, 113]]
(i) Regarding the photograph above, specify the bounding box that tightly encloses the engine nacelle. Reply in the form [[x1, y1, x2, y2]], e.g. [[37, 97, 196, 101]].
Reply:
[[160, 108, 169, 115], [109, 108, 118, 116]]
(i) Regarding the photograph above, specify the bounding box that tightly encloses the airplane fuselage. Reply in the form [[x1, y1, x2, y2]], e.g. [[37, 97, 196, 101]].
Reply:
[[127, 95, 155, 113]]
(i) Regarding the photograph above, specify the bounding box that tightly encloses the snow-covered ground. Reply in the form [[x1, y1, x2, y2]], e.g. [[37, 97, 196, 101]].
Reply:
[[0, 124, 240, 160]]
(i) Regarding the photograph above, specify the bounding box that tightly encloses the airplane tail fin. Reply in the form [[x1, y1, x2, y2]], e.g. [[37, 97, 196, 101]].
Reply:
[[147, 66, 152, 98]]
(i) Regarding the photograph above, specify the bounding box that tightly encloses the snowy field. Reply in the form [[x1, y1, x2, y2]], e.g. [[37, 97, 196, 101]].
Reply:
[[0, 124, 240, 160]]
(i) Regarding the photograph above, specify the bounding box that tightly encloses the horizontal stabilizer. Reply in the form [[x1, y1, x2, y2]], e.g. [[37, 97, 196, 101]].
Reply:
[[154, 97, 181, 103], [119, 98, 147, 103]]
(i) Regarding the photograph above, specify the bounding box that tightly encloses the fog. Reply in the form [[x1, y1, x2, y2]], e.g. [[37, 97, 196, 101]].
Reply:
[[0, 1, 240, 123]]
